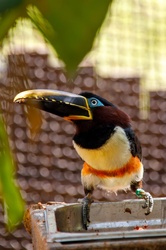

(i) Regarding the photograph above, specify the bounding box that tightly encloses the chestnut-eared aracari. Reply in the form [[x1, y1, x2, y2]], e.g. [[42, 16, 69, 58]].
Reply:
[[14, 89, 153, 229]]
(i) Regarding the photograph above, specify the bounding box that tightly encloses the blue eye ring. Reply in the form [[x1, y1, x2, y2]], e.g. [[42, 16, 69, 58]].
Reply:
[[88, 97, 104, 108], [90, 99, 98, 106]]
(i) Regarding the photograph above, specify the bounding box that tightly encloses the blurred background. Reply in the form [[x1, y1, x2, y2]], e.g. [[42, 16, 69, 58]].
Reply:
[[0, 0, 166, 249]]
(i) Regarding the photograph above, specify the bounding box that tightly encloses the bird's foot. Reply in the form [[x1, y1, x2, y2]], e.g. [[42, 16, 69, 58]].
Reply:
[[79, 195, 94, 230], [135, 188, 154, 215]]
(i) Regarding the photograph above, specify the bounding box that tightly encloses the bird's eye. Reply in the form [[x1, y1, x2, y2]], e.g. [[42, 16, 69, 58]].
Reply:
[[91, 99, 98, 106]]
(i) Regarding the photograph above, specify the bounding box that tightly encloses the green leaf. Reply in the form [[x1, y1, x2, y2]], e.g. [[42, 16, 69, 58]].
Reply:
[[0, 114, 25, 231], [28, 0, 112, 75], [0, 0, 28, 43], [0, 0, 23, 13]]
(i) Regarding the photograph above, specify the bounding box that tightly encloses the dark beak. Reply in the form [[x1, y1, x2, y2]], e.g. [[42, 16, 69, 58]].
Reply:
[[14, 89, 92, 120]]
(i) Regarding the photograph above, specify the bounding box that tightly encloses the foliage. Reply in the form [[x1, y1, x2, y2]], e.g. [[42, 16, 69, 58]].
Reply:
[[0, 0, 112, 75], [0, 114, 25, 230]]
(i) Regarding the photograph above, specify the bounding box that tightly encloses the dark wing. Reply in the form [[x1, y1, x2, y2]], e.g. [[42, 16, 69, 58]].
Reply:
[[124, 127, 142, 161]]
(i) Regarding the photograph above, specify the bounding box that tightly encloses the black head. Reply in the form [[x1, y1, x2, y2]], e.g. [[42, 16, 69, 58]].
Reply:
[[80, 92, 116, 108], [14, 89, 130, 129], [76, 92, 130, 128]]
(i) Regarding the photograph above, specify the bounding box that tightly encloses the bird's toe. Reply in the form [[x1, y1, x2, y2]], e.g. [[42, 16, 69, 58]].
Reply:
[[135, 188, 154, 215], [81, 196, 93, 230]]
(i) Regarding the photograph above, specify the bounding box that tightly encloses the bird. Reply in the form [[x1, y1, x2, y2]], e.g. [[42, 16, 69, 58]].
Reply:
[[14, 89, 154, 229]]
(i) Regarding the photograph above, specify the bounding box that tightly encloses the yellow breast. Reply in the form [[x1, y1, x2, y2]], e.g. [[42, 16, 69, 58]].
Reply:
[[73, 126, 131, 171]]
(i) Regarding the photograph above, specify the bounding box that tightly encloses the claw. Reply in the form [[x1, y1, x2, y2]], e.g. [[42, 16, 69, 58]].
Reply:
[[136, 188, 154, 215], [81, 195, 93, 230]]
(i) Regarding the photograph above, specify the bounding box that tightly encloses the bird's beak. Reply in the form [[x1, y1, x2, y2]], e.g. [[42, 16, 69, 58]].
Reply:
[[14, 89, 92, 121]]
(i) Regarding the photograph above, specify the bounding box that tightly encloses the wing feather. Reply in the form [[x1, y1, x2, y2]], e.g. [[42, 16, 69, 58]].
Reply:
[[124, 127, 142, 160]]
